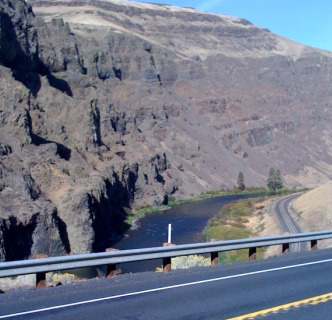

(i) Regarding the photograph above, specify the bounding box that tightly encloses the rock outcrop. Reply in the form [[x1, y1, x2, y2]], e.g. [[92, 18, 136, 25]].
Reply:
[[1, 0, 332, 260]]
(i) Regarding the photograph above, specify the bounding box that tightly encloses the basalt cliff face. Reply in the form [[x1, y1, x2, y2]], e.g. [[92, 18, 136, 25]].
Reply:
[[1, 0, 332, 260]]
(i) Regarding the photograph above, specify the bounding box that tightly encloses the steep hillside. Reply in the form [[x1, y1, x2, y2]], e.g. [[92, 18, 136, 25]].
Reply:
[[1, 0, 332, 259], [292, 183, 332, 232]]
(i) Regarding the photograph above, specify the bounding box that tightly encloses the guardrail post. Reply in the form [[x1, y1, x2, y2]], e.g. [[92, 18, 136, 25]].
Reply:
[[249, 247, 256, 260], [106, 248, 119, 277], [163, 243, 175, 273], [211, 252, 219, 266], [282, 243, 289, 254], [311, 240, 318, 251], [210, 239, 218, 266], [36, 272, 46, 289], [34, 254, 48, 289]]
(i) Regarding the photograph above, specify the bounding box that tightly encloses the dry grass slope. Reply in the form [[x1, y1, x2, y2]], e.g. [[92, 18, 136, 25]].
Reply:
[[291, 182, 332, 248]]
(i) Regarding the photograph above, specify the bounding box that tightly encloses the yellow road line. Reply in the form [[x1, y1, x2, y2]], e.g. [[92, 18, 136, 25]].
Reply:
[[224, 292, 332, 320]]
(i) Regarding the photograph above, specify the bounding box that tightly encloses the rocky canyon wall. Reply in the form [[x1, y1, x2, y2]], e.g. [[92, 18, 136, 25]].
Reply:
[[1, 0, 332, 260]]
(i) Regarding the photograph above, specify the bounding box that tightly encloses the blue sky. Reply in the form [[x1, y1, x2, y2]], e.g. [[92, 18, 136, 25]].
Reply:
[[128, 0, 332, 51]]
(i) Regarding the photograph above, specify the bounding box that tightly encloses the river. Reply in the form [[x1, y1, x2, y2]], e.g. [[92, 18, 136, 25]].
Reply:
[[73, 193, 261, 277], [112, 194, 261, 273]]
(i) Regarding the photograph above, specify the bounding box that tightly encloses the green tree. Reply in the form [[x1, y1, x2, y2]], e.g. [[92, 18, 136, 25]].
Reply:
[[267, 168, 276, 191], [267, 168, 283, 192], [237, 172, 245, 191], [275, 169, 283, 190]]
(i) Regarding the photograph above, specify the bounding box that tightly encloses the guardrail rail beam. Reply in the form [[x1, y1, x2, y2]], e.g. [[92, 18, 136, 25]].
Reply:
[[2, 230, 332, 284]]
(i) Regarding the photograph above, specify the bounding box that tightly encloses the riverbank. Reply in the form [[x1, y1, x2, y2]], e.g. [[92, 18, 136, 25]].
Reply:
[[124, 189, 264, 227], [203, 188, 308, 263], [204, 197, 268, 263], [125, 187, 308, 229]]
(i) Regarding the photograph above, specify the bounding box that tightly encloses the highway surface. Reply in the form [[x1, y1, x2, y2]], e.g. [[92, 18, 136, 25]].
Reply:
[[272, 194, 307, 252], [1, 248, 332, 319]]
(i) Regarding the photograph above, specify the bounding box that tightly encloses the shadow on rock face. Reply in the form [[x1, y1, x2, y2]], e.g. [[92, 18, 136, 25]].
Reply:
[[1, 216, 36, 261], [31, 133, 71, 161], [38, 60, 73, 97], [89, 175, 136, 252], [0, 10, 73, 97], [0, 11, 41, 96], [46, 72, 73, 97], [56, 216, 71, 254], [12, 69, 42, 97], [0, 12, 73, 97]]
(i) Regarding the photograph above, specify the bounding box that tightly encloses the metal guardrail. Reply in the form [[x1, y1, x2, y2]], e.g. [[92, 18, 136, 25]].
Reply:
[[1, 230, 332, 288]]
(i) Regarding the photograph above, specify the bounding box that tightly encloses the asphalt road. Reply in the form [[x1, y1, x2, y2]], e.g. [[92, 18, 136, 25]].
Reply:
[[272, 194, 307, 252], [1, 248, 332, 319]]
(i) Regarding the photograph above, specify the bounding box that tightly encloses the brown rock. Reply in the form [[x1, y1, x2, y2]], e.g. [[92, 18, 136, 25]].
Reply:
[[1, 0, 332, 260]]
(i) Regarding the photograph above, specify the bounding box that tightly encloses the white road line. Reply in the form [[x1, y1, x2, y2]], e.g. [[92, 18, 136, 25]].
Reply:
[[1, 258, 332, 319]]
